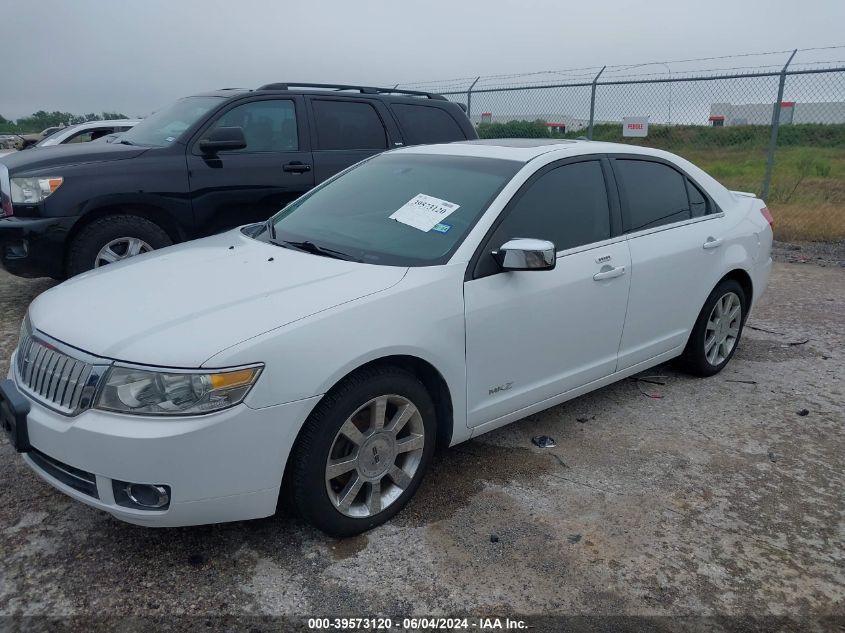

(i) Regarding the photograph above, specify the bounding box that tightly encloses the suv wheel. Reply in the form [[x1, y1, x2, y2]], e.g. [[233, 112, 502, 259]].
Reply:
[[288, 366, 436, 537], [678, 279, 747, 377], [67, 215, 172, 276]]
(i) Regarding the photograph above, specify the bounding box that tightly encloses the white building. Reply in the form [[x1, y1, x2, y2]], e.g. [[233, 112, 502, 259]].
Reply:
[[709, 101, 845, 126]]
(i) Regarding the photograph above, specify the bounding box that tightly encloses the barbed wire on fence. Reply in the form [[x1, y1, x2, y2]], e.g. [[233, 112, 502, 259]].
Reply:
[[399, 46, 845, 243], [399, 45, 845, 93]]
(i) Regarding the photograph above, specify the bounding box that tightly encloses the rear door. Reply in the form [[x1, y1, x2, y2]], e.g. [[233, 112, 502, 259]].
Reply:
[[187, 96, 314, 235], [611, 156, 728, 370], [307, 97, 394, 184]]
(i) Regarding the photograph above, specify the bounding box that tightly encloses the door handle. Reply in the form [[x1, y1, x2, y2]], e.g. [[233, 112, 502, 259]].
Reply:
[[593, 265, 626, 281], [283, 161, 312, 173], [703, 237, 724, 250]]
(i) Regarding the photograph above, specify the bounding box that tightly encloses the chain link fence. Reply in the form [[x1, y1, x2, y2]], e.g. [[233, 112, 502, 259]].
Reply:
[[401, 50, 845, 242]]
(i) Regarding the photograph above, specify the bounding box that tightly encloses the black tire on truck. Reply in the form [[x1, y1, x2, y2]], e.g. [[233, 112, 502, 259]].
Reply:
[[66, 215, 173, 277]]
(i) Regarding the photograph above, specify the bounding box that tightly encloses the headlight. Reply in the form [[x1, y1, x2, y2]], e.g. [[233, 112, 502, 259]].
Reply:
[[10, 176, 63, 204], [94, 365, 262, 416]]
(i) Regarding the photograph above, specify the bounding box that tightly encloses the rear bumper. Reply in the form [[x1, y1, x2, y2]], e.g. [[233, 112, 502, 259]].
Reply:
[[0, 215, 74, 278], [751, 255, 772, 309]]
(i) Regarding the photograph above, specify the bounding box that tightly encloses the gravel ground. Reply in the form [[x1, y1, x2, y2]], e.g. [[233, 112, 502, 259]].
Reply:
[[0, 261, 842, 631]]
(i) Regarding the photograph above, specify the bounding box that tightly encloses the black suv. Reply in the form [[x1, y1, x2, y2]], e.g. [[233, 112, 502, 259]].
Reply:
[[0, 83, 476, 278]]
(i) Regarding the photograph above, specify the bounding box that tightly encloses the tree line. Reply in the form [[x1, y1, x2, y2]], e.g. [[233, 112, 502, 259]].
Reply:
[[0, 111, 130, 134]]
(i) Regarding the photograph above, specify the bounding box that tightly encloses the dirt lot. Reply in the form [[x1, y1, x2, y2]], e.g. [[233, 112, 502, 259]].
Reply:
[[0, 260, 842, 631]]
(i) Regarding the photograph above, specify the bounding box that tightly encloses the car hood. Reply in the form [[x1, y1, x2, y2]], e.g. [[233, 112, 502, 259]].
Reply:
[[0, 142, 147, 172], [28, 230, 408, 367]]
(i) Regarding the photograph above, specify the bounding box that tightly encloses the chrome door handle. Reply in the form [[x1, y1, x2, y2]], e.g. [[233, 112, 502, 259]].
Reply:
[[703, 237, 724, 249], [593, 265, 626, 281]]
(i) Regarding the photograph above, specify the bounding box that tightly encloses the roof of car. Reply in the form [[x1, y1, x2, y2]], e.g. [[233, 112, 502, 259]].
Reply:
[[396, 139, 677, 163], [64, 119, 142, 129]]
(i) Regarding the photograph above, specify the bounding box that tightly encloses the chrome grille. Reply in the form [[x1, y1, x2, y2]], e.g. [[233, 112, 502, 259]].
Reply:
[[14, 318, 108, 416]]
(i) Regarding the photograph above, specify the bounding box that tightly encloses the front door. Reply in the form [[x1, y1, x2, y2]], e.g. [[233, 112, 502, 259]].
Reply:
[[187, 96, 314, 235], [464, 158, 631, 427]]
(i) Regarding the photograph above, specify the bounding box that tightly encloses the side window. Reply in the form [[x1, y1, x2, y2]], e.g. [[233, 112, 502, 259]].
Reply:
[[66, 129, 108, 144], [203, 100, 298, 152], [390, 104, 467, 145], [477, 161, 610, 278], [687, 179, 709, 217], [614, 159, 690, 232], [312, 100, 387, 151]]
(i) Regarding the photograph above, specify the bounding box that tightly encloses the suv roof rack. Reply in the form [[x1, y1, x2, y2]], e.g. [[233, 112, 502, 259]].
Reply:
[[255, 82, 447, 101]]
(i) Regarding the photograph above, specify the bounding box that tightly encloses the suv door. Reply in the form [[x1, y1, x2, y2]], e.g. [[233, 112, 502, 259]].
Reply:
[[611, 156, 727, 370], [463, 158, 631, 427], [187, 96, 314, 235], [307, 97, 393, 184]]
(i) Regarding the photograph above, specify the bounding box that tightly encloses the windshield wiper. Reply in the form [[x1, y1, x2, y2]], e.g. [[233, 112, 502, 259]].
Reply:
[[279, 240, 359, 262]]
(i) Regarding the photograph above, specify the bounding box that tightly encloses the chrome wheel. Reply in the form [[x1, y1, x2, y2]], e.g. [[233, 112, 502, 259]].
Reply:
[[704, 291, 742, 366], [95, 237, 153, 267], [325, 394, 425, 518]]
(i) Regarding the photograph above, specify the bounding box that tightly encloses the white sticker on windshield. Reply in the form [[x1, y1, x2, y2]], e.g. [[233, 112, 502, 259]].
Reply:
[[389, 194, 461, 232]]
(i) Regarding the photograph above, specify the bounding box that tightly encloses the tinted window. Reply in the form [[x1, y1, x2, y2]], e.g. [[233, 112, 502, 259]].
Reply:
[[490, 160, 611, 255], [687, 179, 709, 217], [391, 104, 467, 144], [204, 100, 298, 152], [268, 153, 520, 266], [312, 100, 387, 150], [615, 159, 690, 231]]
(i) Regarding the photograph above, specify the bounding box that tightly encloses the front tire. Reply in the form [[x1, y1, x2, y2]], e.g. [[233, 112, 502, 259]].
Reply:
[[289, 366, 436, 537], [679, 279, 747, 377], [67, 215, 172, 276]]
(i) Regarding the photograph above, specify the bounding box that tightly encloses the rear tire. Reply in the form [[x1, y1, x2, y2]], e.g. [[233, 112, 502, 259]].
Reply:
[[678, 279, 747, 377], [67, 215, 172, 277], [288, 366, 436, 537]]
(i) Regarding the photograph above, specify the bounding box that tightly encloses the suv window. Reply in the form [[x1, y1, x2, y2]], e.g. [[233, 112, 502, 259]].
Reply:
[[490, 160, 611, 253], [312, 100, 387, 151], [615, 159, 691, 232], [204, 99, 298, 152], [390, 104, 467, 144]]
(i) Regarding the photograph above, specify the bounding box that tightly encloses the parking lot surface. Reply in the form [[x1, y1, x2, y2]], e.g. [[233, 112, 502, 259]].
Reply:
[[0, 260, 842, 626]]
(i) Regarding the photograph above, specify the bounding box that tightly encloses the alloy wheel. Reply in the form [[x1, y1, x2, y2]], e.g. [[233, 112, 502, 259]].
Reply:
[[325, 394, 425, 518], [95, 237, 153, 267], [704, 291, 742, 365]]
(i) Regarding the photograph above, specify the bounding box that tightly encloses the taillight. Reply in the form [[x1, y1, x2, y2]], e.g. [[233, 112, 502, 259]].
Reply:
[[760, 206, 774, 226]]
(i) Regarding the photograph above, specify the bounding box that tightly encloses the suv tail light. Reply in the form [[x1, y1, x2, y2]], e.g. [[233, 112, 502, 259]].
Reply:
[[760, 206, 774, 227]]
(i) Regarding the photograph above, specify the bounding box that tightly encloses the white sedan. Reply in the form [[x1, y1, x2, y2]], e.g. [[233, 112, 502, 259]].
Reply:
[[2, 139, 773, 536], [34, 119, 140, 147]]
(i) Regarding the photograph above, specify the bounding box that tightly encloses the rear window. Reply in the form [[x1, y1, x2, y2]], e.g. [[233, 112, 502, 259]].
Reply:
[[391, 104, 467, 145], [614, 159, 691, 232]]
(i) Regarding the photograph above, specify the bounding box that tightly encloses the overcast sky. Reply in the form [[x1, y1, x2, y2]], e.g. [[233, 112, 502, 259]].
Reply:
[[1, 0, 844, 120]]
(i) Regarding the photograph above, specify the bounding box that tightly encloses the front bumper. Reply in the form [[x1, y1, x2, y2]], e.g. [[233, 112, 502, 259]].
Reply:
[[0, 215, 75, 279], [8, 355, 320, 527]]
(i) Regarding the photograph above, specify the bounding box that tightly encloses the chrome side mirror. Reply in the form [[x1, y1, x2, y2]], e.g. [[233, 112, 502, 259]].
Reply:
[[493, 238, 556, 271]]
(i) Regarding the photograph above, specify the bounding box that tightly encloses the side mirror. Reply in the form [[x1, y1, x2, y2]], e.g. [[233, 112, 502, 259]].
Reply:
[[199, 126, 247, 155], [493, 238, 556, 271]]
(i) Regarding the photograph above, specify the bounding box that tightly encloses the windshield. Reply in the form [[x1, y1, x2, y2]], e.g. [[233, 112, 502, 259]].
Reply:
[[268, 153, 521, 266], [118, 96, 223, 147]]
